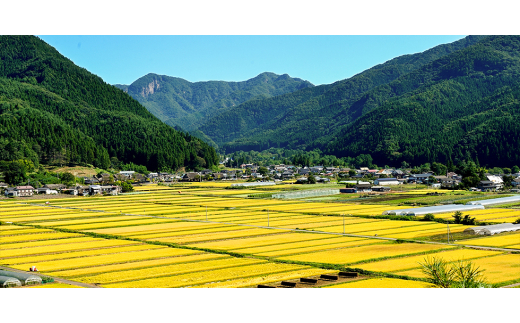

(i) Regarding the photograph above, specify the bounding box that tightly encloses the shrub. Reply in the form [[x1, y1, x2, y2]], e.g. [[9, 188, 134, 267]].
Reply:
[[423, 213, 436, 221], [452, 211, 476, 225], [419, 256, 488, 288]]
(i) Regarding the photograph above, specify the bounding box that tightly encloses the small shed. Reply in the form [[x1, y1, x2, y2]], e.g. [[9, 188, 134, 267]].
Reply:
[[0, 276, 22, 288], [340, 188, 358, 193]]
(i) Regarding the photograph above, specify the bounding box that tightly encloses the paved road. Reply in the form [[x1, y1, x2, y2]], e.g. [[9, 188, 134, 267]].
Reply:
[[0, 266, 102, 288]]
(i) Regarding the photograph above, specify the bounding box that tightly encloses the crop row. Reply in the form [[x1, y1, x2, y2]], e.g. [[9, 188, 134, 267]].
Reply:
[[102, 261, 309, 288], [278, 243, 452, 265]]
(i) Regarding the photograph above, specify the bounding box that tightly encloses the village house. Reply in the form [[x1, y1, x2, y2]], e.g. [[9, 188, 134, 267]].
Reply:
[[84, 177, 100, 185], [477, 180, 497, 192], [15, 185, 35, 197], [441, 178, 461, 189], [486, 175, 504, 190], [355, 183, 372, 192], [512, 177, 520, 187], [182, 172, 200, 182], [36, 187, 58, 195], [44, 184, 67, 192]]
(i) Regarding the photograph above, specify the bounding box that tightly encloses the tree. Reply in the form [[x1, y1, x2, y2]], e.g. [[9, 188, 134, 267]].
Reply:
[[307, 174, 317, 184], [513, 165, 520, 174], [120, 180, 134, 193], [258, 166, 269, 176], [502, 175, 514, 189], [453, 211, 476, 225], [0, 160, 28, 185], [60, 172, 75, 184], [348, 169, 356, 177]]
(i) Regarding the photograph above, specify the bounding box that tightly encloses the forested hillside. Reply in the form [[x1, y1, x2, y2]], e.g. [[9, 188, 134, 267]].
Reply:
[[0, 36, 218, 172], [114, 72, 313, 132], [197, 35, 486, 150], [325, 36, 520, 167]]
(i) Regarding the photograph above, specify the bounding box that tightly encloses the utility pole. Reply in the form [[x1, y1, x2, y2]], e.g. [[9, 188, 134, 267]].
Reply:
[[447, 221, 451, 244]]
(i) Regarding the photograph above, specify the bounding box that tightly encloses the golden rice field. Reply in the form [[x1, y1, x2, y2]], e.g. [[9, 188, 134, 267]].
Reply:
[[50, 253, 229, 278], [355, 248, 502, 272], [255, 239, 380, 258], [8, 246, 201, 272], [324, 277, 435, 288], [0, 228, 54, 236], [0, 232, 82, 244], [75, 257, 265, 285], [190, 232, 332, 250], [457, 232, 520, 247], [1, 244, 160, 265], [0, 239, 136, 258], [200, 268, 336, 288], [0, 236, 103, 249], [277, 243, 453, 265], [103, 262, 311, 288], [29, 283, 83, 288], [1, 184, 519, 288], [152, 228, 280, 244], [396, 253, 520, 285]]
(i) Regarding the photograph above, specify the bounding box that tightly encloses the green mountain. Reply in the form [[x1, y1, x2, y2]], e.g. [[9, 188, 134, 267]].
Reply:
[[325, 35, 520, 167], [196, 35, 486, 151], [114, 72, 314, 132], [0, 36, 218, 172]]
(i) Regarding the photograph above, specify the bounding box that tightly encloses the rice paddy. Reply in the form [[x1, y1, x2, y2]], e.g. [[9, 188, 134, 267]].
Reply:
[[1, 182, 518, 288]]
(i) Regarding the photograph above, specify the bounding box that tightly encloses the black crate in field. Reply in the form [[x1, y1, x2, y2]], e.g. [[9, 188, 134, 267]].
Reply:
[[281, 281, 297, 287], [320, 274, 339, 280], [300, 278, 318, 284]]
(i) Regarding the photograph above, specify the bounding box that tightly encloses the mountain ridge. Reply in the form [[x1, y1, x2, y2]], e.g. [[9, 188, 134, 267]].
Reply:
[[0, 35, 218, 172], [196, 35, 487, 151], [114, 72, 314, 132]]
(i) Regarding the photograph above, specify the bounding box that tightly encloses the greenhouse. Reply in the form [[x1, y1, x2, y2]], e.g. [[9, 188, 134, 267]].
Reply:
[[466, 195, 520, 206], [0, 276, 22, 288], [0, 270, 42, 286], [230, 182, 276, 188], [383, 204, 485, 216], [272, 189, 340, 199], [464, 223, 520, 235]]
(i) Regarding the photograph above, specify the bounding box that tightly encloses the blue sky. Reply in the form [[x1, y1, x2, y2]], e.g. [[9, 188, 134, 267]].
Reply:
[[39, 35, 464, 86]]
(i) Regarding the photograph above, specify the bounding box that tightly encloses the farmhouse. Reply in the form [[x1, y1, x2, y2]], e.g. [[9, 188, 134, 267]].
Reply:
[[355, 183, 372, 192], [182, 172, 200, 182], [15, 185, 34, 197], [477, 180, 497, 191], [36, 187, 58, 195]]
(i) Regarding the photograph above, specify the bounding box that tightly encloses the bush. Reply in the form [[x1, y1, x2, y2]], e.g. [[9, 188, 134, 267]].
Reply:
[[452, 211, 476, 225], [514, 218, 520, 224], [419, 256, 488, 288], [423, 213, 436, 221]]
